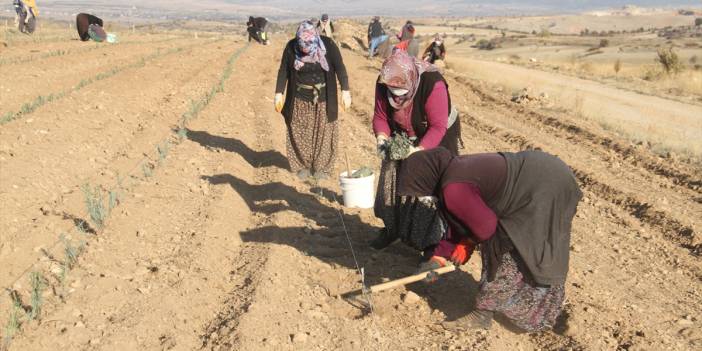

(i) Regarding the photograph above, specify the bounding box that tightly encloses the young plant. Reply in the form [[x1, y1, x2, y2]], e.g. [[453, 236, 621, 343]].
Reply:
[[142, 163, 154, 178], [81, 184, 107, 230], [614, 59, 622, 75], [59, 234, 82, 284], [3, 292, 23, 347], [28, 272, 45, 320]]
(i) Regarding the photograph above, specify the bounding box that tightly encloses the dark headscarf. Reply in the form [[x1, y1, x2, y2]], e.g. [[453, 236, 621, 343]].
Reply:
[[397, 147, 453, 197]]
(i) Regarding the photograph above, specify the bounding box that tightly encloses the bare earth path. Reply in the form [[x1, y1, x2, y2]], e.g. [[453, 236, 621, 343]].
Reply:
[[1, 28, 700, 351], [448, 57, 702, 159]]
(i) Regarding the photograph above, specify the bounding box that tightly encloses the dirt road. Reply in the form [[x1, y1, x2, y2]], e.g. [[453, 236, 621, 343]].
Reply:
[[447, 56, 702, 160], [1, 25, 700, 351]]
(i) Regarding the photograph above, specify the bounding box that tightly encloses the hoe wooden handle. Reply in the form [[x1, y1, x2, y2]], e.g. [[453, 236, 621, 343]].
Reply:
[[368, 265, 457, 293]]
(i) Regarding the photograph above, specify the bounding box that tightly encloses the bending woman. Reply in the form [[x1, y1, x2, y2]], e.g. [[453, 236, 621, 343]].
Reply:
[[275, 21, 351, 180], [396, 147, 582, 332], [370, 50, 461, 250]]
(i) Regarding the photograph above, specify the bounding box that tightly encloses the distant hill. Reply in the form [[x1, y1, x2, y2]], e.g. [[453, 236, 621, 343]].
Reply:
[[32, 0, 702, 21]]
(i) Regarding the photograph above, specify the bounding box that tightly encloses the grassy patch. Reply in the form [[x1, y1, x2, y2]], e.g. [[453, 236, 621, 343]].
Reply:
[[28, 272, 45, 321], [81, 184, 108, 230]]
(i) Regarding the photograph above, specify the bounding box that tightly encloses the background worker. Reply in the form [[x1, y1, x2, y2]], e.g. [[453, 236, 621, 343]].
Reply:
[[76, 13, 103, 41], [394, 22, 419, 58], [247, 16, 269, 45], [13, 0, 38, 26], [316, 14, 334, 39], [423, 34, 447, 64], [367, 16, 388, 58]]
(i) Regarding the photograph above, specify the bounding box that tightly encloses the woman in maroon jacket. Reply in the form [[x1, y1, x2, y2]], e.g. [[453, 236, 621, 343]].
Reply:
[[395, 147, 582, 332], [370, 50, 460, 251]]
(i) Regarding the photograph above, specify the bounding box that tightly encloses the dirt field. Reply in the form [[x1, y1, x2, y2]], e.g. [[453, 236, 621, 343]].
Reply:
[[1, 19, 701, 351]]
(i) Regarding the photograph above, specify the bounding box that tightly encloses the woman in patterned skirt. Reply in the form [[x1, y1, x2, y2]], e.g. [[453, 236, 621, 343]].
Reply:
[[275, 21, 351, 180], [395, 147, 582, 332], [369, 50, 461, 250]]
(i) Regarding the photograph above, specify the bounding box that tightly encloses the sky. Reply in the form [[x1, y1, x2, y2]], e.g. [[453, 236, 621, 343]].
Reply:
[[31, 0, 702, 19]]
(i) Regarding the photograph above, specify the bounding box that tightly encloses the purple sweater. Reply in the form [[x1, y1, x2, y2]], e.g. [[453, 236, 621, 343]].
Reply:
[[373, 81, 449, 149]]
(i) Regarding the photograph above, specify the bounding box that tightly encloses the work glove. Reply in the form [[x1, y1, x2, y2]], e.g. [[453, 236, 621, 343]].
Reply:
[[449, 239, 476, 266], [274, 93, 284, 113], [341, 90, 352, 111], [376, 134, 389, 159]]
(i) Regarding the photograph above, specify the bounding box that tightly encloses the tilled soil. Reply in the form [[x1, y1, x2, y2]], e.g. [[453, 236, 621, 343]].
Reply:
[[1, 25, 700, 351]]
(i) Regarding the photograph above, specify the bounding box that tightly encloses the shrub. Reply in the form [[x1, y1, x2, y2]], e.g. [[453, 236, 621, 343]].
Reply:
[[696, 18, 702, 27], [475, 39, 499, 50], [614, 59, 622, 74], [599, 39, 610, 48], [656, 47, 684, 75]]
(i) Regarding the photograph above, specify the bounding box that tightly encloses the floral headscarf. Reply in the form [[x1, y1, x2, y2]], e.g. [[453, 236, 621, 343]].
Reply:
[[294, 21, 329, 71], [379, 50, 438, 109]]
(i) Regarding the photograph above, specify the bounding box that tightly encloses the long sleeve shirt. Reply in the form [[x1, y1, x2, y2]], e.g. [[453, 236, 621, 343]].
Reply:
[[431, 182, 499, 259], [372, 81, 448, 149]]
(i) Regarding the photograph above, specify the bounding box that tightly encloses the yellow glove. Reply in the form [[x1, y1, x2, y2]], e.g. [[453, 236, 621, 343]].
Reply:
[[274, 93, 284, 113], [342, 90, 352, 111]]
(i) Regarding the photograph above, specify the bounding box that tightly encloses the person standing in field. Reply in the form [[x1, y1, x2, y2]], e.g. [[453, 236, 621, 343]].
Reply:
[[393, 147, 582, 332], [367, 16, 388, 58], [370, 50, 461, 250], [275, 21, 351, 180], [394, 22, 420, 58], [423, 34, 446, 64], [316, 14, 334, 39]]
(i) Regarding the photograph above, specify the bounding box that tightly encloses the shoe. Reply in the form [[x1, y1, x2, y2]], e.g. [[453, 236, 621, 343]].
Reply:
[[296, 169, 311, 180], [442, 310, 494, 331], [369, 228, 398, 251]]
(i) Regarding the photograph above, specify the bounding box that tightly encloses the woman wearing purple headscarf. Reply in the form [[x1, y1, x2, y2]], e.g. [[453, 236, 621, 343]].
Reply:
[[369, 50, 461, 250], [275, 21, 351, 180]]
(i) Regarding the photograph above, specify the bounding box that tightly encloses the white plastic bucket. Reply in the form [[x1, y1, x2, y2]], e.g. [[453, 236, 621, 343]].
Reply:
[[339, 170, 375, 209]]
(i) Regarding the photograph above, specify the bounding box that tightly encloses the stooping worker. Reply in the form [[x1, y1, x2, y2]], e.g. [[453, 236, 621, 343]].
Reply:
[[274, 21, 351, 181], [13, 0, 38, 26], [76, 13, 103, 41], [247, 16, 268, 45], [423, 34, 446, 64], [394, 22, 419, 58], [369, 50, 461, 250], [394, 147, 582, 332], [367, 16, 388, 58], [316, 14, 334, 39]]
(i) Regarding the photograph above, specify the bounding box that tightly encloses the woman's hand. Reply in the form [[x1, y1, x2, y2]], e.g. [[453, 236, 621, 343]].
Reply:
[[274, 93, 284, 113], [342, 90, 352, 111]]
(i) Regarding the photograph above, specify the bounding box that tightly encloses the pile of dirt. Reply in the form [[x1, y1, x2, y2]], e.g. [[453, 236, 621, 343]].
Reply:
[[334, 19, 368, 53], [510, 87, 551, 106]]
